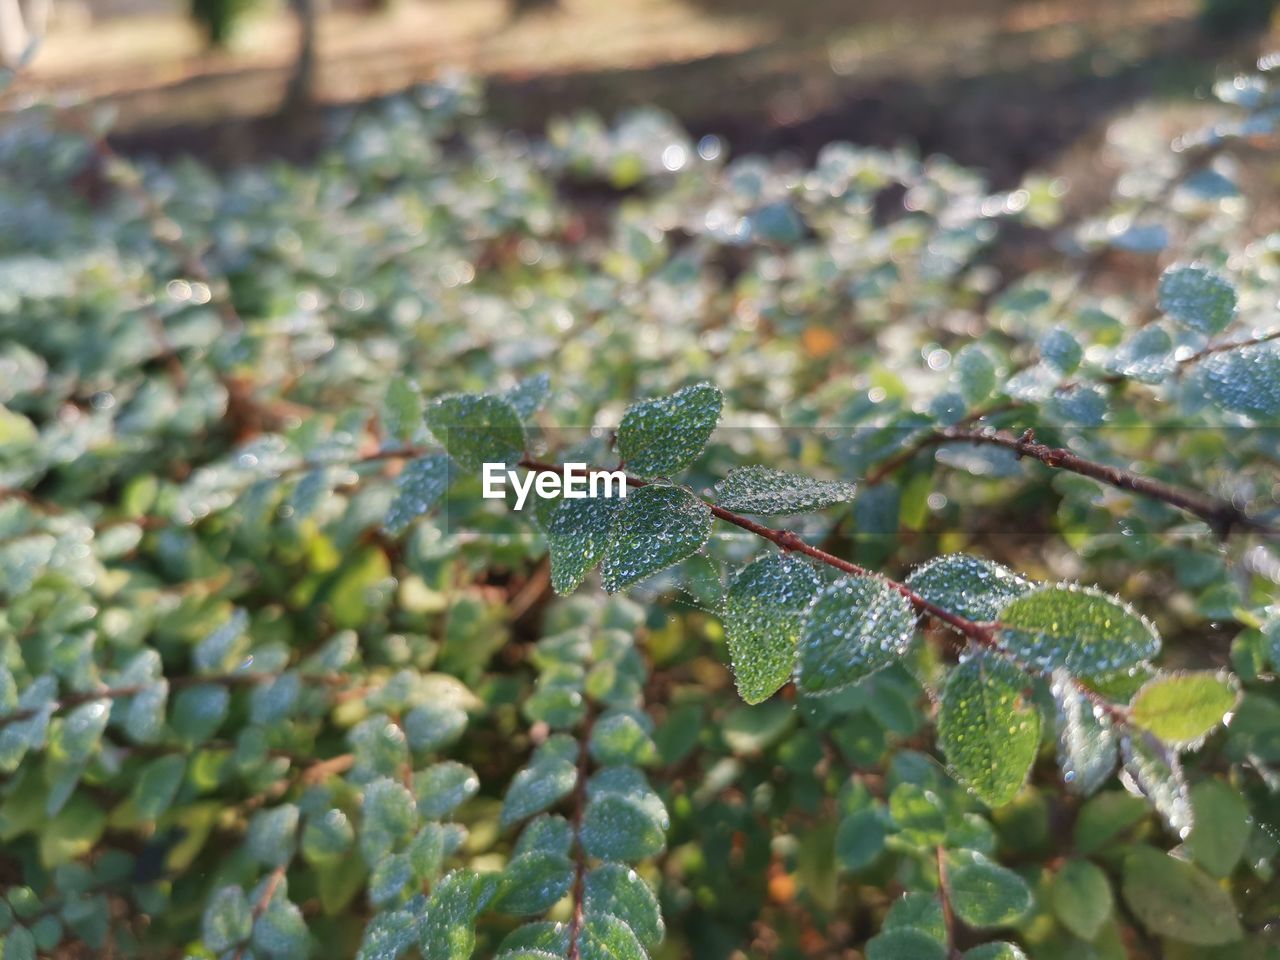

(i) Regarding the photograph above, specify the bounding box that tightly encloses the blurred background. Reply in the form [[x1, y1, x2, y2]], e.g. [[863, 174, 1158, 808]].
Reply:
[[0, 0, 1277, 183]]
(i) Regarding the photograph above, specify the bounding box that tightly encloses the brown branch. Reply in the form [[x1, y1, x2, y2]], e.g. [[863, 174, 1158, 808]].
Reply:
[[872, 424, 1275, 537], [518, 457, 1131, 728], [936, 847, 962, 960], [233, 864, 287, 960]]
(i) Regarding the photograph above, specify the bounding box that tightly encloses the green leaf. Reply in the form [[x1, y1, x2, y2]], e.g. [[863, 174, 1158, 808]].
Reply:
[[600, 484, 711, 593], [131, 755, 187, 821], [584, 863, 664, 949], [302, 809, 354, 865], [382, 377, 424, 445], [996, 585, 1160, 676], [502, 373, 551, 420], [424, 394, 525, 470], [866, 929, 948, 960], [577, 914, 647, 960], [1158, 264, 1236, 334], [723, 552, 822, 704], [948, 852, 1034, 929], [501, 735, 579, 828], [492, 851, 574, 916], [203, 886, 252, 953], [1122, 846, 1243, 945], [546, 496, 623, 595], [384, 455, 451, 534], [835, 808, 886, 871], [248, 804, 300, 868], [796, 576, 915, 695], [419, 870, 499, 960], [589, 710, 658, 766], [1201, 340, 1280, 421], [361, 779, 419, 863], [721, 701, 794, 755], [906, 554, 1034, 623], [1185, 779, 1249, 878], [251, 893, 308, 959], [1050, 859, 1113, 940], [938, 652, 1041, 808], [1120, 735, 1192, 837], [713, 466, 855, 515], [884, 892, 945, 941], [171, 684, 230, 745], [888, 783, 947, 848], [1129, 671, 1239, 746], [581, 792, 666, 861], [1049, 670, 1117, 797], [414, 762, 480, 819], [616, 382, 722, 478]]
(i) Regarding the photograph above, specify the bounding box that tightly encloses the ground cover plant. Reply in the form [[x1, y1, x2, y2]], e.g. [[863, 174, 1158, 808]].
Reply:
[[0, 64, 1279, 959]]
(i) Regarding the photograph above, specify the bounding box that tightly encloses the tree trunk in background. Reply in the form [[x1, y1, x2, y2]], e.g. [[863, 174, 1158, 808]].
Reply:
[[281, 0, 317, 117]]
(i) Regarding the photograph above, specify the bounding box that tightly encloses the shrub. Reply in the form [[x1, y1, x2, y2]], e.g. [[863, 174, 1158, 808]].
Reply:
[[0, 69, 1278, 958]]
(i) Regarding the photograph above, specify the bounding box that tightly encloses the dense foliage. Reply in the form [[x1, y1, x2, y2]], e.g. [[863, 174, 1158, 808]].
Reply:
[[1, 65, 1279, 959]]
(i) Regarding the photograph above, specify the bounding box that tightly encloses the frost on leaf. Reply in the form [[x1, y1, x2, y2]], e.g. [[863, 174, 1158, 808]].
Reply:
[[1157, 264, 1236, 334], [502, 373, 551, 420], [615, 382, 722, 479], [384, 455, 451, 534], [996, 584, 1159, 677], [545, 495, 622, 595], [713, 465, 855, 515], [1200, 340, 1280, 421], [1049, 670, 1116, 797], [600, 485, 711, 593], [1128, 671, 1239, 747], [906, 554, 1034, 623], [938, 652, 1040, 808], [723, 552, 822, 704], [424, 393, 525, 470], [796, 576, 915, 695]]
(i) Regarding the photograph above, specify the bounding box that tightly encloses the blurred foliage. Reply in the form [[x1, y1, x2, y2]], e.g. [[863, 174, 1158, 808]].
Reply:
[[0, 63, 1279, 959]]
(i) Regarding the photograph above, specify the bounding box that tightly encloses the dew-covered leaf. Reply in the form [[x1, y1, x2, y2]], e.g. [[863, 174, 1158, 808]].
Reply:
[[419, 870, 499, 960], [713, 466, 855, 515], [589, 709, 658, 766], [996, 585, 1160, 676], [501, 735, 579, 828], [938, 652, 1041, 808], [1120, 735, 1192, 837], [503, 373, 551, 420], [947, 852, 1034, 928], [580, 792, 666, 862], [577, 913, 647, 960], [724, 552, 822, 704], [546, 495, 622, 595], [616, 382, 722, 478], [361, 778, 420, 864], [600, 485, 711, 593], [1129, 671, 1238, 747], [1050, 670, 1116, 796], [796, 576, 915, 695], [584, 863, 664, 949], [1158, 265, 1236, 334], [491, 851, 574, 916], [1200, 340, 1280, 421], [1122, 846, 1242, 945], [424, 394, 525, 470], [866, 929, 947, 960], [384, 455, 451, 534], [203, 886, 252, 953], [962, 944, 1027, 960], [414, 761, 480, 819], [906, 555, 1034, 623]]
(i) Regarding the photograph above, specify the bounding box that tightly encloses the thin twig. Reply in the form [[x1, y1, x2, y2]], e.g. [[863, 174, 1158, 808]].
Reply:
[[566, 709, 595, 960]]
